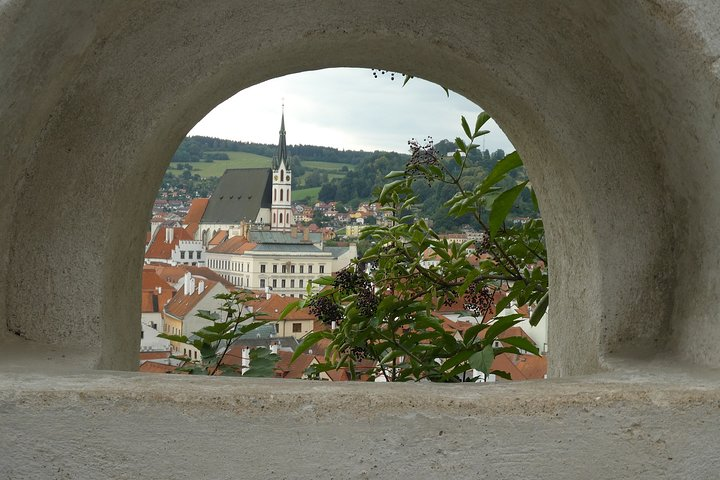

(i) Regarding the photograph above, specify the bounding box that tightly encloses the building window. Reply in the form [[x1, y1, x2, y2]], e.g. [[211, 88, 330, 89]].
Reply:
[[291, 265, 295, 273], [299, 279, 304, 288], [281, 279, 286, 288], [292, 323, 302, 333], [260, 279, 265, 288], [260, 264, 266, 273], [188, 251, 194, 259], [272, 279, 277, 288], [308, 265, 313, 274], [273, 264, 277, 273], [319, 265, 325, 274], [290, 279, 295, 288], [282, 264, 287, 274], [180, 251, 185, 259], [300, 265, 304, 273], [196, 251, 202, 259]]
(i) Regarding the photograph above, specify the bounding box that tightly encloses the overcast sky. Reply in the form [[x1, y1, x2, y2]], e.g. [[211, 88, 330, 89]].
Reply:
[[188, 67, 514, 154]]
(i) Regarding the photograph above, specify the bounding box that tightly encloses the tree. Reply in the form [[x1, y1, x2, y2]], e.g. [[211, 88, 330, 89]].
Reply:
[[285, 113, 547, 382], [158, 291, 279, 376]]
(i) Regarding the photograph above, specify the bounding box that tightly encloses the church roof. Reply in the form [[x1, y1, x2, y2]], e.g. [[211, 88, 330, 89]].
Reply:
[[247, 230, 322, 244], [200, 168, 272, 225], [272, 110, 289, 170]]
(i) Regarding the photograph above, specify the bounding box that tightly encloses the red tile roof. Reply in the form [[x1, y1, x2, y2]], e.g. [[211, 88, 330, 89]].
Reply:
[[164, 278, 219, 319], [275, 350, 316, 379], [184, 198, 209, 228], [141, 268, 176, 312], [490, 353, 547, 381], [207, 235, 257, 254], [139, 350, 172, 361], [246, 295, 315, 321], [145, 264, 235, 290], [145, 226, 194, 260], [209, 229, 228, 246], [139, 362, 176, 374]]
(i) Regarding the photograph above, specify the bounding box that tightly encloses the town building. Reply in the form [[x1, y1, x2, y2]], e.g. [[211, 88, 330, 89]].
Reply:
[[145, 225, 205, 266], [205, 225, 356, 297]]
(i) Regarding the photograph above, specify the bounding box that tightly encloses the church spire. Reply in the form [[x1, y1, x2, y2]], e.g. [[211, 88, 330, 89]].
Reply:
[[273, 104, 289, 170]]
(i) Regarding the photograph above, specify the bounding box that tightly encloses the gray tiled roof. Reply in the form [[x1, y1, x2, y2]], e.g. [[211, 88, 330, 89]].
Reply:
[[247, 230, 323, 244], [252, 243, 324, 253], [200, 168, 272, 224], [324, 246, 351, 258]]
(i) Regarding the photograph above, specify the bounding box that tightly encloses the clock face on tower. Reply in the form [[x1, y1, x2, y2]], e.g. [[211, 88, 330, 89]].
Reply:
[[286, 175, 290, 181]]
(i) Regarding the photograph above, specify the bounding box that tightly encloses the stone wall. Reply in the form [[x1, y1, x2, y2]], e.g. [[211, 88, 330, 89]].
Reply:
[[2, 1, 720, 477]]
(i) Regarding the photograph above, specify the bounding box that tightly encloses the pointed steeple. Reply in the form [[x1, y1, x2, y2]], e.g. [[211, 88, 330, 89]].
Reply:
[[273, 104, 289, 170]]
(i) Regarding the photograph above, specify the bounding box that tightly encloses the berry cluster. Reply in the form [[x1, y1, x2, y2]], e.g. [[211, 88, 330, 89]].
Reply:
[[346, 346, 369, 361], [463, 282, 494, 317], [307, 294, 343, 326], [475, 234, 492, 255], [334, 266, 379, 317]]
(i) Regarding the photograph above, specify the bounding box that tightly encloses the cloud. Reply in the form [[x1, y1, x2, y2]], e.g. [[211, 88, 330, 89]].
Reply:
[[188, 68, 514, 154]]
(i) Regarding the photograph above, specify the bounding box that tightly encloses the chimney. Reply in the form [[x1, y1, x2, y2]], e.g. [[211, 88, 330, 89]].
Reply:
[[265, 286, 271, 300], [303, 227, 309, 242], [241, 347, 251, 375], [198, 280, 205, 295], [183, 272, 193, 295], [290, 225, 298, 238], [165, 227, 174, 243], [270, 343, 279, 355]]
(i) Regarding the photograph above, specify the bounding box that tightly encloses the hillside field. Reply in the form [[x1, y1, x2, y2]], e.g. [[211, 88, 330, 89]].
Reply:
[[292, 187, 321, 204], [169, 152, 272, 177], [169, 153, 353, 179]]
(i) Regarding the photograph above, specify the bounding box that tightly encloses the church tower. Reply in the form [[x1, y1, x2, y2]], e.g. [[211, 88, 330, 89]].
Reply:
[[271, 107, 293, 232]]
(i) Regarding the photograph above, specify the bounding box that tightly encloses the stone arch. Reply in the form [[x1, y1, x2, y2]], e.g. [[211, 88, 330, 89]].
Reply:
[[1, 2, 719, 374]]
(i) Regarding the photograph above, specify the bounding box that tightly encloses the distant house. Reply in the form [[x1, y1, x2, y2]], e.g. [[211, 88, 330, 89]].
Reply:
[[140, 267, 175, 352], [145, 226, 205, 266], [162, 271, 233, 358], [246, 293, 316, 339]]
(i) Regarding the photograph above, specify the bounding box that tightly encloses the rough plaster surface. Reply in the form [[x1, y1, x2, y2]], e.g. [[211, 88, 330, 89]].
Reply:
[[2, 2, 720, 475], [2, 369, 720, 479], [2, 1, 719, 374]]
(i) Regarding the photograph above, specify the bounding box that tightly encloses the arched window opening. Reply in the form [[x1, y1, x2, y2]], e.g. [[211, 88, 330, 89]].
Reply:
[[143, 68, 545, 384]]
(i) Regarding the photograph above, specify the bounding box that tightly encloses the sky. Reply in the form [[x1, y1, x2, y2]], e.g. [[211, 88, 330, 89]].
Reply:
[[188, 68, 514, 154]]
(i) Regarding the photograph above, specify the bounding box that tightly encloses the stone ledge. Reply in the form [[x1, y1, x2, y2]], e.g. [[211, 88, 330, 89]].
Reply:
[[1, 370, 719, 479]]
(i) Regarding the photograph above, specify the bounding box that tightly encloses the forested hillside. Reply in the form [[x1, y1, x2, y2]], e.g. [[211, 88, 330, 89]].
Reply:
[[162, 135, 537, 231]]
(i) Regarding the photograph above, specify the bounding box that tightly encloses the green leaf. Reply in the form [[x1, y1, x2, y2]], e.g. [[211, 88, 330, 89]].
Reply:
[[469, 345, 495, 375], [489, 181, 528, 238], [279, 299, 301, 320], [461, 116, 472, 139], [385, 170, 406, 179], [291, 330, 333, 362], [530, 292, 548, 327], [483, 314, 523, 343], [498, 336, 540, 356], [243, 347, 280, 377], [157, 333, 188, 343], [474, 112, 492, 136], [490, 369, 512, 380], [480, 151, 523, 194]]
